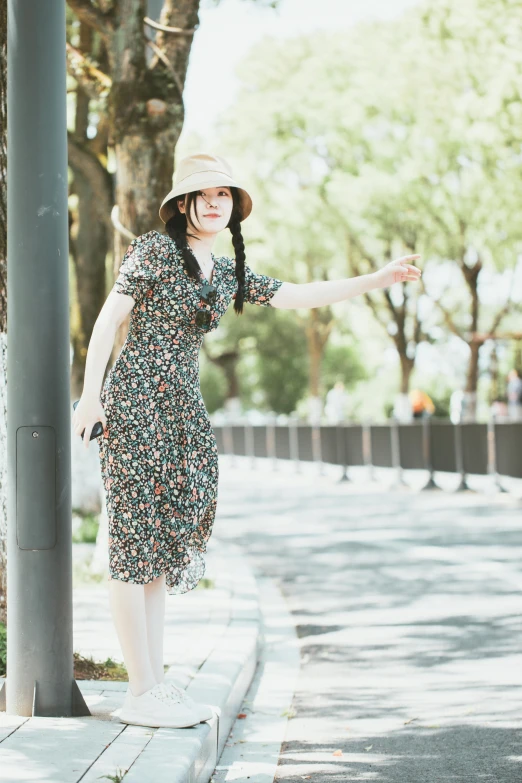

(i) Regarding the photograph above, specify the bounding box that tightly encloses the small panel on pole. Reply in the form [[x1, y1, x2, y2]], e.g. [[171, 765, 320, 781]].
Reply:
[[16, 426, 57, 549]]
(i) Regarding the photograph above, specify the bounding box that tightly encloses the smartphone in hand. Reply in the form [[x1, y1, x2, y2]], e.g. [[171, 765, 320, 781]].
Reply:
[[72, 399, 104, 441]]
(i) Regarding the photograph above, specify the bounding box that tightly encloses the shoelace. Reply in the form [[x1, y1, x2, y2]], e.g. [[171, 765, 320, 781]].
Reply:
[[149, 682, 183, 704], [164, 682, 193, 704]]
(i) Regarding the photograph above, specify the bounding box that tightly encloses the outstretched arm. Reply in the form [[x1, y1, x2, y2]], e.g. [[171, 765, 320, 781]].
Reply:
[[269, 254, 422, 310]]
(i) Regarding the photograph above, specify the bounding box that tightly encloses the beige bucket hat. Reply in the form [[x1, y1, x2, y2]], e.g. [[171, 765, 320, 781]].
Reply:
[[159, 152, 253, 224]]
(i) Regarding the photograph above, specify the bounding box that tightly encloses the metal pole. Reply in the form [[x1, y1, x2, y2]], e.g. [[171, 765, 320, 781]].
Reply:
[[245, 421, 255, 471], [336, 422, 350, 483], [421, 416, 438, 490], [390, 417, 408, 489], [1, 0, 90, 717], [487, 417, 507, 493], [312, 423, 323, 476], [454, 421, 472, 492], [289, 415, 300, 474], [223, 423, 235, 468], [362, 421, 374, 482], [266, 415, 277, 471]]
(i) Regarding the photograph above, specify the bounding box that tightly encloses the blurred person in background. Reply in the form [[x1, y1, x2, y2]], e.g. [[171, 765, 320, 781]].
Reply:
[[506, 368, 522, 421], [325, 379, 349, 423], [409, 388, 435, 419]]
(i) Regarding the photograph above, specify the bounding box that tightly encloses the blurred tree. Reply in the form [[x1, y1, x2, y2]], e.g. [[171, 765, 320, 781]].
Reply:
[[199, 352, 228, 413], [237, 306, 309, 414], [215, 0, 522, 419], [66, 0, 201, 379], [321, 340, 367, 394], [65, 0, 281, 387]]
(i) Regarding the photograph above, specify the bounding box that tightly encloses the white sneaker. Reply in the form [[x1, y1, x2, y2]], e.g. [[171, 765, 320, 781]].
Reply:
[[117, 682, 201, 728], [162, 681, 214, 723]]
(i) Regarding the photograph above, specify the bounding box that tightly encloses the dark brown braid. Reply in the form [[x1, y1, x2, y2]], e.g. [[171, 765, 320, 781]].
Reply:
[[229, 215, 246, 315], [163, 190, 202, 283], [162, 186, 247, 314]]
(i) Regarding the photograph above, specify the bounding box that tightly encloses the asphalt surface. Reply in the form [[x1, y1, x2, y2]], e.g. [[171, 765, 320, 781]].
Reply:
[[215, 457, 522, 782]]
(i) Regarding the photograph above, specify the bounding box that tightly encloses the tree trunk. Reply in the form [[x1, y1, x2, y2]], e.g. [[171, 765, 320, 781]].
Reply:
[[108, 0, 200, 361], [305, 310, 327, 399], [205, 349, 240, 400], [399, 352, 414, 394], [69, 21, 114, 398], [461, 257, 481, 419], [305, 308, 333, 421], [66, 0, 200, 365]]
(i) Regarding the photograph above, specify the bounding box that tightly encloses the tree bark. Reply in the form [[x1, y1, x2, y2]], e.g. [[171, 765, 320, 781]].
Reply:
[[66, 0, 200, 364], [68, 20, 114, 398], [108, 0, 199, 360], [465, 339, 481, 396], [305, 308, 332, 400], [398, 352, 414, 394]]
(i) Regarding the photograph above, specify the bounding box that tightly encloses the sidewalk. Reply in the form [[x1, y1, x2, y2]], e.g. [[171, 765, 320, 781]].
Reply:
[[0, 538, 264, 783]]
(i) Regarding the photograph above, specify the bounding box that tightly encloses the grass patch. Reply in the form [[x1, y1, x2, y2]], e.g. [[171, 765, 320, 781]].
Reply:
[[97, 768, 128, 782], [74, 652, 128, 681], [1, 630, 128, 682], [196, 577, 215, 590]]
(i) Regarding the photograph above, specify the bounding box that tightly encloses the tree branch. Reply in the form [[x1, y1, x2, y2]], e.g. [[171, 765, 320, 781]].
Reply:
[[143, 16, 198, 36], [65, 42, 112, 100], [66, 0, 114, 44], [345, 229, 399, 319], [67, 130, 114, 239], [422, 277, 464, 340], [488, 266, 518, 335], [145, 39, 184, 102], [110, 204, 136, 243]]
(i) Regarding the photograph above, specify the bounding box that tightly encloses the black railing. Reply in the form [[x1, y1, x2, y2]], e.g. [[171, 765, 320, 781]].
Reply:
[[213, 420, 522, 489]]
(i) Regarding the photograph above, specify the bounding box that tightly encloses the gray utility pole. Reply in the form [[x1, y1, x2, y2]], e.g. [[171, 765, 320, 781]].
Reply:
[[0, 0, 90, 717]]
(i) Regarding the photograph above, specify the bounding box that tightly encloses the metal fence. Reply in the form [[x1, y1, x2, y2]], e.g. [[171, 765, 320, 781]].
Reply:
[[213, 420, 522, 490]]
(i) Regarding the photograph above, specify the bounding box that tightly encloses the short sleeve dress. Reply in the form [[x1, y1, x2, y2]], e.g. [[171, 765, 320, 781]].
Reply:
[[96, 230, 284, 595]]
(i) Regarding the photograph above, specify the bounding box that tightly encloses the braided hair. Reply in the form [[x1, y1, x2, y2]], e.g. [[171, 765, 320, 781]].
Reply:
[[163, 186, 247, 315]]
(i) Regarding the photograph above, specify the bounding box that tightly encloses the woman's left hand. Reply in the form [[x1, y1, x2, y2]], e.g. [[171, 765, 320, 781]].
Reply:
[[372, 254, 422, 289]]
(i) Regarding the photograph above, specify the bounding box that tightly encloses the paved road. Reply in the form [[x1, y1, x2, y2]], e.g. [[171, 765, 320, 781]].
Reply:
[[215, 456, 522, 782]]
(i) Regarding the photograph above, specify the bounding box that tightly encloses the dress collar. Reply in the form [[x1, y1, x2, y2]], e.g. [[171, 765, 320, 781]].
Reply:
[[161, 231, 220, 286]]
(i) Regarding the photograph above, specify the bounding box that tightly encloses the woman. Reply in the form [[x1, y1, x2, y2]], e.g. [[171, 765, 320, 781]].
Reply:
[[72, 152, 422, 728]]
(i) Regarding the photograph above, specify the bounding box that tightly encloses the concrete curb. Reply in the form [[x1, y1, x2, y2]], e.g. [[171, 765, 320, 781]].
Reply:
[[212, 573, 301, 783], [0, 540, 262, 783]]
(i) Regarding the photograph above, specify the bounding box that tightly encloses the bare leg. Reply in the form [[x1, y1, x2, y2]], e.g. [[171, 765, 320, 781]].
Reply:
[[108, 576, 157, 697], [143, 572, 167, 684]]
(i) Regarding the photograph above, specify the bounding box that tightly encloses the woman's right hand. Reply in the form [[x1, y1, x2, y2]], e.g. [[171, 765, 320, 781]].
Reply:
[[72, 397, 108, 450], [372, 255, 422, 289]]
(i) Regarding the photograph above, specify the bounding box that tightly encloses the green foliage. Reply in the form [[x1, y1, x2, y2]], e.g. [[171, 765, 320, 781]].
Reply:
[[383, 401, 395, 420], [196, 577, 215, 590], [239, 307, 309, 414], [213, 0, 522, 408], [321, 341, 368, 395], [72, 512, 99, 544], [429, 389, 452, 419], [200, 355, 228, 414]]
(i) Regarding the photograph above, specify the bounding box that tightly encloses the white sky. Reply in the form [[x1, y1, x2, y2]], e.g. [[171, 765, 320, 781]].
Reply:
[[179, 0, 423, 143]]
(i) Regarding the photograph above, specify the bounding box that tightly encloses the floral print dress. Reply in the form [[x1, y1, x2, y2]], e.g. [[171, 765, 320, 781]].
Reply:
[[96, 230, 284, 594]]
